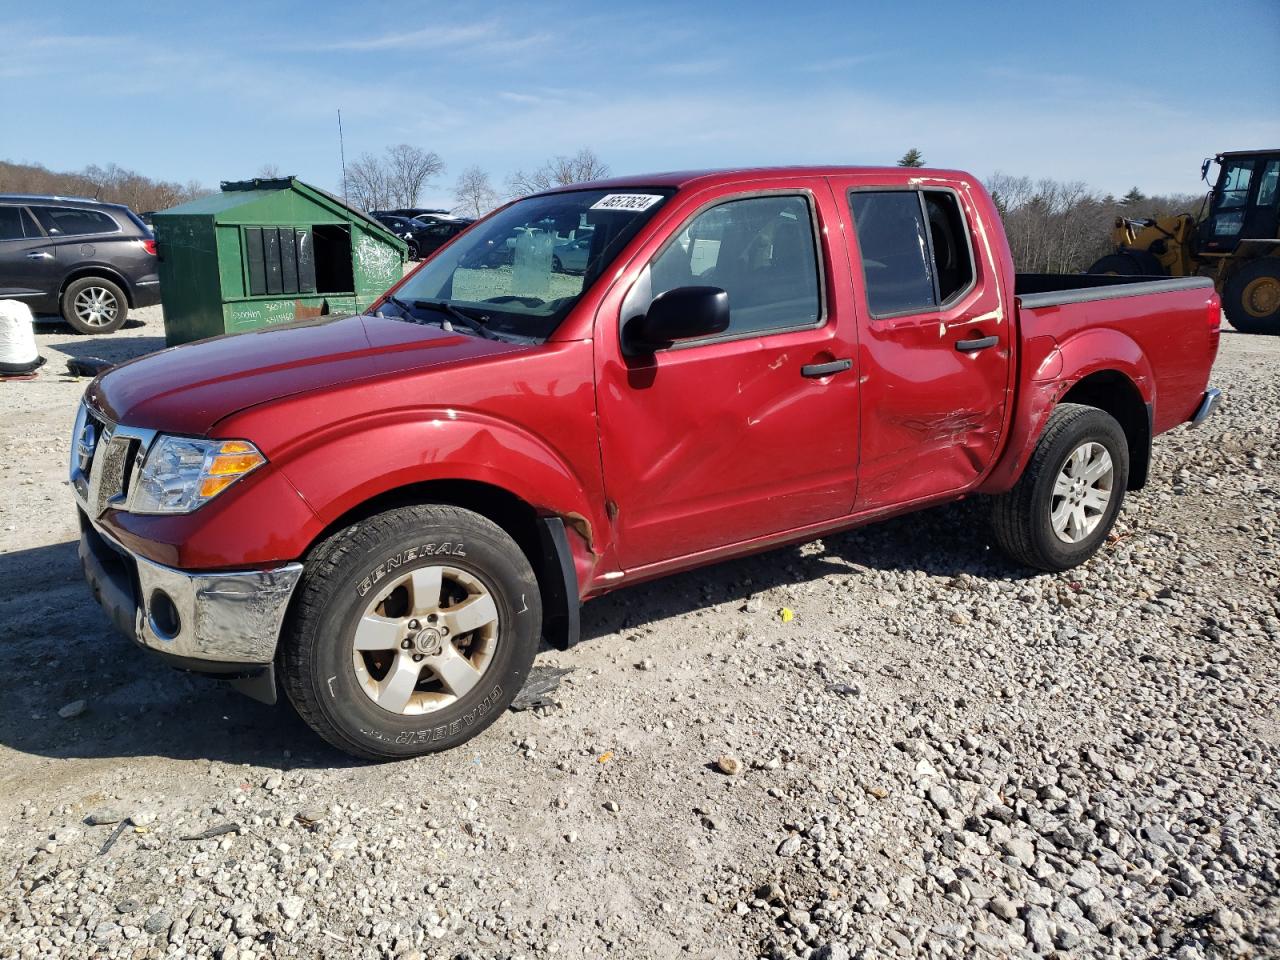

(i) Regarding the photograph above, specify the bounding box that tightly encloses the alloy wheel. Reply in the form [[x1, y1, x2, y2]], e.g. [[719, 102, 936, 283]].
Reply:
[[1050, 441, 1114, 544], [350, 565, 500, 715]]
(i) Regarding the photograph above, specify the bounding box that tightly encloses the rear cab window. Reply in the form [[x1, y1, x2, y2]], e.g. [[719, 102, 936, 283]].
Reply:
[[848, 189, 975, 318]]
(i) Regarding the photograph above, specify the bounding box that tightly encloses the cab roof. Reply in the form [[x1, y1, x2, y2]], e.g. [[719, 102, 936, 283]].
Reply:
[[539, 165, 973, 194]]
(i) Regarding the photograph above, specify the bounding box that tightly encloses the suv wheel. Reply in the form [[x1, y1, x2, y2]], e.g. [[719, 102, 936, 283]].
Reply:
[[62, 277, 128, 334], [280, 504, 542, 760]]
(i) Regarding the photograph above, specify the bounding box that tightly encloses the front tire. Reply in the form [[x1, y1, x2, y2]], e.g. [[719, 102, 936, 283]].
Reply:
[[1223, 259, 1280, 334], [62, 276, 128, 334], [991, 404, 1129, 572], [280, 505, 542, 760]]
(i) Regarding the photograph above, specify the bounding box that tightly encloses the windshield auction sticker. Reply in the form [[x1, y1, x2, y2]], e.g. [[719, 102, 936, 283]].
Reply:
[[590, 194, 665, 212]]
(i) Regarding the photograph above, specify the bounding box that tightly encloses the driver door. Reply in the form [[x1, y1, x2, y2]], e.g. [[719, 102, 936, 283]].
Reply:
[[594, 181, 861, 572]]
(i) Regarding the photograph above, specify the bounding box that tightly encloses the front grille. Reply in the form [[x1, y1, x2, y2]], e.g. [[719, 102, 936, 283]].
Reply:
[[70, 402, 156, 518]]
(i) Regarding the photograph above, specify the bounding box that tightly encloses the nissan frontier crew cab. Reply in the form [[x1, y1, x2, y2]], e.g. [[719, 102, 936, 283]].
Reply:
[[73, 166, 1222, 760]]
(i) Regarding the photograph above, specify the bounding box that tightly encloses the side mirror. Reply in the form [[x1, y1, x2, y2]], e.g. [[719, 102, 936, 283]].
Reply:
[[624, 286, 729, 354]]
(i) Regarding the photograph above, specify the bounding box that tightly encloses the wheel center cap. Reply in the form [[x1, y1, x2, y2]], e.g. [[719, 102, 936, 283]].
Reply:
[[414, 627, 443, 656]]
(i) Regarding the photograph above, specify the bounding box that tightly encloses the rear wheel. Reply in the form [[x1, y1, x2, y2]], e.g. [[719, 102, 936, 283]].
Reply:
[[281, 504, 541, 760], [61, 276, 128, 334], [1224, 259, 1280, 334], [991, 404, 1129, 572], [1087, 250, 1165, 276]]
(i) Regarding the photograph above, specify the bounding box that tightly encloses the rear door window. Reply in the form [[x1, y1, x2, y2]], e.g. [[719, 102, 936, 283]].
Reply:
[[849, 189, 975, 317], [31, 206, 120, 237], [0, 206, 27, 241]]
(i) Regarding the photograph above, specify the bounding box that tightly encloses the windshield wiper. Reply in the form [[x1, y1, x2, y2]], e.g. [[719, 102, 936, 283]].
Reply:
[[412, 300, 499, 340]]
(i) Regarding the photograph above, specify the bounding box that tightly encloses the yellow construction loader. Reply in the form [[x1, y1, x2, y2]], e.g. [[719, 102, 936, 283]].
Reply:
[[1089, 149, 1280, 333]]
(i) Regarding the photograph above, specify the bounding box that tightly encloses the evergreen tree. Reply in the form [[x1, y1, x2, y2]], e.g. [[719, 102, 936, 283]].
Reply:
[[897, 148, 925, 168]]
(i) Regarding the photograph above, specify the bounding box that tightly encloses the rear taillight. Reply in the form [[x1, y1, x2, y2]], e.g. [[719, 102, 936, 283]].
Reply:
[[1208, 294, 1222, 350], [141, 239, 157, 256]]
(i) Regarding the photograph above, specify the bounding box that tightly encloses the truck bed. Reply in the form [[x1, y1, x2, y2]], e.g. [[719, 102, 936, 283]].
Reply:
[[1015, 273, 1214, 308]]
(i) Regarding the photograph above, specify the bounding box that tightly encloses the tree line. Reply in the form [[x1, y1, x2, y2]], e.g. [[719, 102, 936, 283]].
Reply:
[[898, 149, 1202, 274], [985, 173, 1201, 274], [0, 160, 208, 214], [341, 145, 609, 217], [3, 146, 1204, 275]]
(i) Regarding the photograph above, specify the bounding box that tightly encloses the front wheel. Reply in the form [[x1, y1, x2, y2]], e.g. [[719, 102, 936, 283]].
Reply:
[[991, 403, 1129, 572], [280, 505, 542, 760], [1223, 259, 1280, 334]]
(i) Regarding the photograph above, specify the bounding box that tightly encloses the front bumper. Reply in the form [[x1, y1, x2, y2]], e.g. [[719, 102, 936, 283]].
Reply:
[[78, 510, 303, 686]]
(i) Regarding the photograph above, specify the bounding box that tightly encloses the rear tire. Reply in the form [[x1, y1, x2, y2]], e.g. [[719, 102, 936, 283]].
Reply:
[[991, 404, 1129, 572], [1223, 259, 1280, 334], [280, 505, 541, 760], [1087, 250, 1165, 277], [61, 276, 128, 334]]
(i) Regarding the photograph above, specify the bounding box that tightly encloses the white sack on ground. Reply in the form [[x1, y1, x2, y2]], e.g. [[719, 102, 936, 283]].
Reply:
[[0, 299, 42, 373]]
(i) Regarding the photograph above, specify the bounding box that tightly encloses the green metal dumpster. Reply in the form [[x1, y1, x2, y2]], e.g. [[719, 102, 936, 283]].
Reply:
[[152, 176, 407, 345]]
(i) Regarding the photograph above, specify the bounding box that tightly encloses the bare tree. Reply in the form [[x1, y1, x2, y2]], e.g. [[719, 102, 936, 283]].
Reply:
[[507, 148, 610, 197], [343, 153, 392, 211], [342, 144, 445, 210], [385, 144, 445, 208], [453, 166, 499, 218], [257, 163, 282, 178]]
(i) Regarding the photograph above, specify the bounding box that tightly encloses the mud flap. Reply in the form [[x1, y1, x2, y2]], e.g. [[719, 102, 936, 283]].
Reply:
[[535, 517, 581, 650]]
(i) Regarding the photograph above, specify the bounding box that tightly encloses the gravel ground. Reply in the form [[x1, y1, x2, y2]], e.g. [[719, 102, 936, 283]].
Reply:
[[0, 309, 1277, 960]]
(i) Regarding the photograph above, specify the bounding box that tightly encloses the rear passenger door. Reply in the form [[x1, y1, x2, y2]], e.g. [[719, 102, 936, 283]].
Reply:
[[830, 174, 1012, 512], [0, 205, 58, 311], [594, 181, 861, 570]]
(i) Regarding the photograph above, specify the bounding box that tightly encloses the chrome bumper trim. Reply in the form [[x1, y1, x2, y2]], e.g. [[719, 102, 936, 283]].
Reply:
[[79, 517, 303, 665], [1190, 387, 1222, 428]]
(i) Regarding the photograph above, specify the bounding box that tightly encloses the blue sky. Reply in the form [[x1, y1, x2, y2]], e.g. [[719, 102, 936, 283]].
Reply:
[[5, 0, 1279, 208]]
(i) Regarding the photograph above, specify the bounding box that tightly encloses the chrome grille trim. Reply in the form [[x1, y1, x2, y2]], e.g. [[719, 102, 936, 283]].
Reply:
[[70, 401, 158, 518]]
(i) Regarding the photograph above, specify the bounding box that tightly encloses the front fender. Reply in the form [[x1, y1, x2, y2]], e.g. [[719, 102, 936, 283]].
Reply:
[[980, 327, 1154, 493], [272, 408, 604, 552]]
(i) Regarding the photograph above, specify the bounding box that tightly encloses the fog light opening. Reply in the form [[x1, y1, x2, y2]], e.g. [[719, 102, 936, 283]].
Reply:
[[149, 589, 181, 640]]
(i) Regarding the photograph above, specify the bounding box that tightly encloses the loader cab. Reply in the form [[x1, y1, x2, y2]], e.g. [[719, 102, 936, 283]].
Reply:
[[1198, 150, 1280, 254]]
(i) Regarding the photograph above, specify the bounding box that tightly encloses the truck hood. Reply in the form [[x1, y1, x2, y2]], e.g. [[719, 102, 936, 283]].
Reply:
[[87, 313, 528, 435]]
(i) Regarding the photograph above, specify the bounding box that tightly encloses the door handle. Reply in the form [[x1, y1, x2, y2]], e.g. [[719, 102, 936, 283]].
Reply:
[[955, 335, 998, 352], [26, 251, 54, 260], [801, 358, 852, 378]]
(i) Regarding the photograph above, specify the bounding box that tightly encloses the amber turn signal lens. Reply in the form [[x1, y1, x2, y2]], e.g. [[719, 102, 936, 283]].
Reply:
[[198, 475, 239, 499]]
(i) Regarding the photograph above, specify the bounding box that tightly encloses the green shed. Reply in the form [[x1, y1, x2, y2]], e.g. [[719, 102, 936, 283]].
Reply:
[[152, 176, 407, 345]]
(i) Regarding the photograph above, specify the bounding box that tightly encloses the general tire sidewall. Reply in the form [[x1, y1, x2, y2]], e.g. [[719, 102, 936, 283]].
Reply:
[[1031, 415, 1129, 568], [299, 520, 540, 758]]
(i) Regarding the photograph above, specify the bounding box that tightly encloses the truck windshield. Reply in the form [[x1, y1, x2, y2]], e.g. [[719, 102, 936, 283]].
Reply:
[[382, 188, 674, 341]]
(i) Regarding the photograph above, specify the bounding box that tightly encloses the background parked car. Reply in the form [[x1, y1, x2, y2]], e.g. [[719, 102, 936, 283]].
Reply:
[[0, 195, 160, 333], [371, 213, 472, 260], [371, 207, 452, 220], [553, 232, 593, 273]]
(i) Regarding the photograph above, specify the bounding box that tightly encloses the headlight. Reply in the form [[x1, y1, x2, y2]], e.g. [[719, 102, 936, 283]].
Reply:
[[131, 436, 266, 514]]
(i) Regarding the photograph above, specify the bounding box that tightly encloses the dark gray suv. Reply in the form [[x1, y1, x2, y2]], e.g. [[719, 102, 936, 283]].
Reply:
[[0, 195, 162, 334]]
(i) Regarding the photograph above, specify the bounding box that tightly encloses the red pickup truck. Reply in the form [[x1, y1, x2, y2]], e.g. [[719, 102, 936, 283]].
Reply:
[[73, 166, 1221, 759]]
